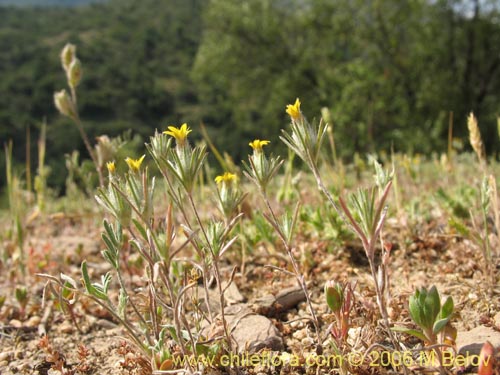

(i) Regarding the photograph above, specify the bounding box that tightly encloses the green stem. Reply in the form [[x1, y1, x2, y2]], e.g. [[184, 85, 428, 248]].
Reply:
[[187, 193, 233, 352]]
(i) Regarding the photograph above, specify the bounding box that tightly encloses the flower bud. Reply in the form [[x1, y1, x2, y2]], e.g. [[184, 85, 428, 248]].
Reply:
[[60, 43, 76, 72], [54, 90, 76, 119], [325, 281, 344, 313], [67, 58, 82, 88], [96, 135, 115, 168], [106, 161, 116, 175], [478, 341, 495, 375]]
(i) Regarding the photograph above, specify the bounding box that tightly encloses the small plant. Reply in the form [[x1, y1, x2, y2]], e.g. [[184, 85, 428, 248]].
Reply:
[[4, 141, 27, 279], [399, 286, 455, 346], [446, 176, 497, 290], [324, 281, 356, 375], [244, 138, 323, 350], [41, 122, 246, 373], [281, 99, 404, 363], [394, 286, 456, 374], [34, 121, 49, 214], [15, 286, 28, 319], [324, 281, 355, 346]]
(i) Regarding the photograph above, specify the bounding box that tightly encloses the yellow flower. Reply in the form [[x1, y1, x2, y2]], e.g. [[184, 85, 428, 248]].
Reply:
[[106, 161, 116, 174], [249, 139, 270, 152], [215, 172, 237, 184], [163, 123, 192, 145], [125, 155, 145, 173], [286, 98, 301, 120]]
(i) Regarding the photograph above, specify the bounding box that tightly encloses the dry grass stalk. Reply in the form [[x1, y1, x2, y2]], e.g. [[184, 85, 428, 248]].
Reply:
[[467, 112, 486, 167]]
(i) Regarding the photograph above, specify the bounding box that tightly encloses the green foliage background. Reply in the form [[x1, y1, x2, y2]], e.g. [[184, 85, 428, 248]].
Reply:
[[1, 0, 500, 190]]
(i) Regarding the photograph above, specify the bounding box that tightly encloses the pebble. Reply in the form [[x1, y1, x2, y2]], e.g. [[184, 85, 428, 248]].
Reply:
[[0, 360, 8, 368], [301, 337, 315, 347], [347, 327, 362, 346], [19, 363, 31, 371], [493, 311, 500, 328], [58, 321, 74, 334], [457, 325, 500, 356], [292, 328, 306, 340], [468, 292, 478, 301], [9, 319, 22, 328], [25, 315, 41, 327], [95, 319, 117, 330], [0, 352, 10, 362]]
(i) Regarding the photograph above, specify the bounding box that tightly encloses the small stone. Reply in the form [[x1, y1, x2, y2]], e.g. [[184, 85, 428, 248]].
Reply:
[[95, 319, 117, 330], [0, 352, 10, 361], [196, 286, 222, 314], [19, 362, 32, 371], [0, 360, 8, 368], [348, 327, 362, 346], [301, 337, 315, 347], [229, 313, 283, 353], [292, 328, 306, 341], [457, 325, 500, 356], [468, 292, 478, 301], [9, 319, 22, 328], [493, 312, 500, 328], [222, 281, 245, 304], [58, 320, 74, 334], [24, 315, 41, 327]]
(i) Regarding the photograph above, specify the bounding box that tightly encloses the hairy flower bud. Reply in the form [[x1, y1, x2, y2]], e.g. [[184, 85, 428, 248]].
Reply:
[[54, 90, 76, 119], [325, 281, 344, 313], [60, 43, 76, 72], [67, 58, 82, 88]]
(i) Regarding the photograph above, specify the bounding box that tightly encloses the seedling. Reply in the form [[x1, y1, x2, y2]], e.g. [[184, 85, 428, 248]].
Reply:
[[15, 286, 28, 319], [324, 281, 355, 346]]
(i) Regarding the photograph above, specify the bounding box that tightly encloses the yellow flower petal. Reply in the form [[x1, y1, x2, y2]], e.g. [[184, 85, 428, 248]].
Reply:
[[125, 155, 145, 173], [163, 123, 192, 145], [215, 172, 237, 184], [286, 98, 301, 120], [249, 139, 270, 152], [106, 161, 116, 174]]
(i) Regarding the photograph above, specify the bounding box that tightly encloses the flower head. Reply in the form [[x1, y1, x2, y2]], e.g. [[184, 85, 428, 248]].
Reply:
[[106, 161, 116, 174], [60, 43, 76, 72], [286, 98, 302, 120], [54, 89, 76, 119], [163, 123, 192, 146], [125, 155, 145, 173], [249, 139, 270, 152], [215, 172, 237, 185], [67, 58, 82, 88]]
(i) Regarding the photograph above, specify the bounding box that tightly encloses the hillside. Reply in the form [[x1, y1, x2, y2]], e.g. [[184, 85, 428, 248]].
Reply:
[[0, 0, 499, 193], [0, 0, 107, 7]]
